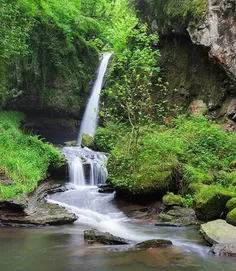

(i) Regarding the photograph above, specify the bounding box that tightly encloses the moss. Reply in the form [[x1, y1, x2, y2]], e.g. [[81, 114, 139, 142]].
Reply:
[[226, 198, 236, 213], [230, 161, 236, 169], [226, 208, 236, 226], [194, 185, 235, 221], [157, 213, 174, 222], [81, 134, 94, 148], [163, 192, 183, 206]]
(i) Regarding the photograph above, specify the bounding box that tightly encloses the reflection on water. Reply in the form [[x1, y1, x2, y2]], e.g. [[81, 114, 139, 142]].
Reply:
[[0, 225, 236, 271]]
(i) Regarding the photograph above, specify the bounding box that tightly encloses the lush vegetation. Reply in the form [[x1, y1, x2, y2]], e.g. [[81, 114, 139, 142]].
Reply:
[[0, 111, 63, 200], [134, 0, 208, 30], [0, 0, 137, 113], [96, 115, 236, 198]]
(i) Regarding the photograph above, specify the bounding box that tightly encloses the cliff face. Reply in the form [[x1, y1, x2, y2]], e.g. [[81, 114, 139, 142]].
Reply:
[[189, 0, 236, 83], [135, 0, 236, 125]]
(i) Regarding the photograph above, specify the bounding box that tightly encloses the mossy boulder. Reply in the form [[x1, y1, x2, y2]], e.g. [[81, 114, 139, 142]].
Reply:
[[226, 208, 236, 226], [64, 140, 77, 147], [195, 185, 234, 221], [226, 198, 236, 213], [163, 193, 183, 206]]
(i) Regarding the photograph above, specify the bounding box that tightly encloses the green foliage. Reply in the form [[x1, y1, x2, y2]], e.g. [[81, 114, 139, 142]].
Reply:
[[182, 194, 194, 208], [0, 111, 64, 200], [107, 115, 236, 195], [146, 0, 207, 28]]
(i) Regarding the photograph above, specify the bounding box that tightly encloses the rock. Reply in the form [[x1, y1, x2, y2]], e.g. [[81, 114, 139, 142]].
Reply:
[[136, 239, 172, 248], [0, 172, 13, 186], [84, 229, 130, 245], [189, 0, 236, 85], [200, 219, 236, 245], [189, 100, 208, 115], [162, 193, 183, 206], [226, 198, 236, 213], [194, 186, 234, 221], [64, 140, 77, 147], [226, 99, 236, 120], [156, 207, 201, 227], [0, 180, 77, 226], [98, 183, 115, 193], [226, 208, 236, 226], [210, 243, 236, 256], [157, 213, 174, 222]]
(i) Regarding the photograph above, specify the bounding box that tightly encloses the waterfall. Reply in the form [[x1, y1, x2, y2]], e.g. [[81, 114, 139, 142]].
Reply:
[[62, 53, 111, 187], [77, 52, 112, 146]]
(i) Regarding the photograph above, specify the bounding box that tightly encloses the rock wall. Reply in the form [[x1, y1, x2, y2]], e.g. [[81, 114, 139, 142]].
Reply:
[[135, 0, 236, 125]]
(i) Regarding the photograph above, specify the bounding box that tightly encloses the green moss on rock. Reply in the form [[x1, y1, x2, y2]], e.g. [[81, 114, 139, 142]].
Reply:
[[163, 193, 183, 206], [195, 185, 235, 221], [226, 208, 236, 226], [81, 134, 94, 148], [226, 198, 236, 213]]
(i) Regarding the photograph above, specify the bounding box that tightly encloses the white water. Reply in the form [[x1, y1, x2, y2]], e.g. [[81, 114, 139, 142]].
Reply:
[[77, 52, 112, 146]]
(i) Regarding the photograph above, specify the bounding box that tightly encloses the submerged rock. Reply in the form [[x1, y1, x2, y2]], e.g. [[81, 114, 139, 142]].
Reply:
[[136, 239, 172, 248], [84, 229, 130, 245], [200, 219, 236, 245]]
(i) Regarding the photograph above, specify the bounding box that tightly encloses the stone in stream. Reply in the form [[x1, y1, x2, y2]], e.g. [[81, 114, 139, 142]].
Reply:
[[200, 219, 236, 245], [136, 239, 172, 248], [84, 229, 130, 245], [210, 244, 236, 257]]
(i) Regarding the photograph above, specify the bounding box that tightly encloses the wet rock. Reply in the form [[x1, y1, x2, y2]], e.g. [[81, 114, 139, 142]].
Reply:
[[210, 243, 236, 256], [200, 219, 236, 245], [64, 140, 77, 147], [98, 184, 115, 193], [136, 239, 172, 248], [0, 180, 77, 226], [84, 229, 130, 245], [156, 207, 201, 227]]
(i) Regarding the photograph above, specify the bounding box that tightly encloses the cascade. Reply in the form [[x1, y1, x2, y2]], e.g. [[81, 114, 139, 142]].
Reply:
[[62, 52, 111, 187]]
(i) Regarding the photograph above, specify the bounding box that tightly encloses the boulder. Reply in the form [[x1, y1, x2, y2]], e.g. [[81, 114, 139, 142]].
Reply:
[[210, 243, 236, 256], [200, 219, 236, 245], [226, 208, 236, 226], [194, 186, 233, 221], [84, 229, 130, 245], [226, 198, 236, 213], [156, 207, 201, 227], [162, 193, 183, 207], [98, 183, 115, 193], [136, 239, 172, 248]]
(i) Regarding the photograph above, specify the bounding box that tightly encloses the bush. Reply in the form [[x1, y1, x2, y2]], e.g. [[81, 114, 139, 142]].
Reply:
[[107, 115, 236, 196]]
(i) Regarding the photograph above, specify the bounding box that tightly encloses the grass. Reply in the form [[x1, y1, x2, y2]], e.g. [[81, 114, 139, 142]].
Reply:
[[0, 110, 64, 200]]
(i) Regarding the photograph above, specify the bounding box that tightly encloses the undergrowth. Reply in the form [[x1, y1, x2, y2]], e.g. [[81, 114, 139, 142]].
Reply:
[[0, 111, 64, 200]]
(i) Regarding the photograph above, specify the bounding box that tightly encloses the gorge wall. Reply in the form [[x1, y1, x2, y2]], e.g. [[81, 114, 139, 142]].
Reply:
[[135, 0, 236, 127]]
